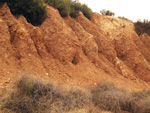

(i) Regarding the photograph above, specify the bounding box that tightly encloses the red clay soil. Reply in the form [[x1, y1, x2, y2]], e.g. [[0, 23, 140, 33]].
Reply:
[[0, 4, 150, 92], [90, 13, 150, 82]]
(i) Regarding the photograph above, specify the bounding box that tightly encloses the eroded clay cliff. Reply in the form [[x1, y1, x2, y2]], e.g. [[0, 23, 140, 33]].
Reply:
[[0, 4, 150, 90]]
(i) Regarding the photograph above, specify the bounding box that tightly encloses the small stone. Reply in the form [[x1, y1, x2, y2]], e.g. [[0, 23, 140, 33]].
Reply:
[[5, 78, 10, 83], [116, 60, 120, 65]]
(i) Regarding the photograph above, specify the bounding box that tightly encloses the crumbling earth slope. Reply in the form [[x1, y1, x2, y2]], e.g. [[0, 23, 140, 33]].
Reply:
[[0, 4, 150, 92]]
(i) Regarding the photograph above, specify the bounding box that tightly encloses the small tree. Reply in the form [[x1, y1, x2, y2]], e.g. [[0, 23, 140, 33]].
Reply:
[[100, 9, 115, 16]]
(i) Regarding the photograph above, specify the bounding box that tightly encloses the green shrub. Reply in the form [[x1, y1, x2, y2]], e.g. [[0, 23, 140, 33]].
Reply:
[[45, 0, 70, 17], [70, 1, 92, 19], [45, 0, 92, 19], [100, 9, 115, 16], [80, 4, 92, 19], [1, 0, 47, 26], [70, 0, 82, 18]]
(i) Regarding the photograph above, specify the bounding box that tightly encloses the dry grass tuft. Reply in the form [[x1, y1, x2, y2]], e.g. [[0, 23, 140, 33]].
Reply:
[[128, 90, 150, 113], [1, 74, 92, 113], [1, 75, 150, 113], [92, 82, 150, 113]]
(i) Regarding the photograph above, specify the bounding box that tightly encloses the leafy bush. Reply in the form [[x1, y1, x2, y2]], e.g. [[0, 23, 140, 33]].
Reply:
[[134, 19, 150, 36], [0, 0, 47, 26], [70, 0, 82, 18], [100, 9, 115, 16], [80, 4, 92, 19], [70, 1, 92, 19], [44, 0, 70, 17]]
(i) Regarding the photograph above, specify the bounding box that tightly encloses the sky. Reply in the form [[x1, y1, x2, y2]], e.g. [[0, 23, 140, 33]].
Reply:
[[79, 0, 150, 22]]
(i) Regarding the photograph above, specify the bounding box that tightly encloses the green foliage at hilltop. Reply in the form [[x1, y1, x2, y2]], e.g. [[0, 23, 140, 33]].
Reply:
[[70, 0, 82, 18], [2, 0, 149, 37], [0, 0, 47, 26], [80, 4, 92, 19], [134, 19, 150, 36], [44, 0, 92, 19], [44, 0, 70, 17], [100, 9, 115, 16], [70, 0, 92, 19], [0, 0, 92, 26]]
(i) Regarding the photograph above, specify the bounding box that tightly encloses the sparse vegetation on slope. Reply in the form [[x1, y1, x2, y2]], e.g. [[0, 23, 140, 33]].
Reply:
[[1, 74, 92, 113], [118, 16, 132, 22], [92, 82, 150, 113], [92, 82, 130, 113], [128, 90, 150, 113], [100, 9, 115, 16], [1, 75, 150, 113], [44, 0, 92, 19]]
